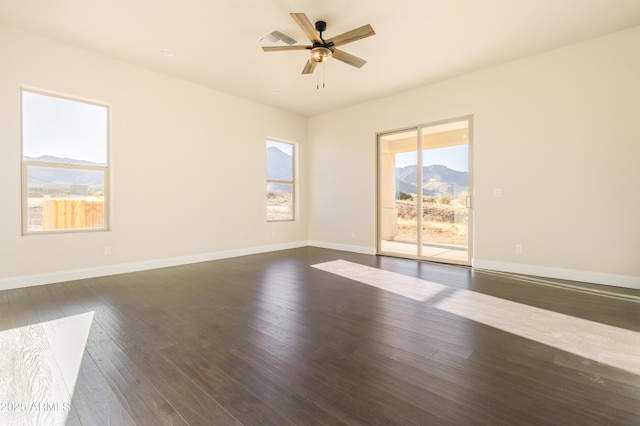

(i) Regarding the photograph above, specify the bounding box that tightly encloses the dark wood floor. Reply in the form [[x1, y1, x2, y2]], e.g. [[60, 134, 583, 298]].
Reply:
[[1, 247, 639, 425]]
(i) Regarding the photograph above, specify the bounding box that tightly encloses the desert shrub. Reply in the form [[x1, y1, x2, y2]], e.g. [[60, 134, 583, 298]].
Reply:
[[424, 196, 436, 203], [440, 196, 452, 205], [395, 190, 412, 201], [397, 199, 468, 224], [396, 202, 417, 218], [424, 204, 454, 222]]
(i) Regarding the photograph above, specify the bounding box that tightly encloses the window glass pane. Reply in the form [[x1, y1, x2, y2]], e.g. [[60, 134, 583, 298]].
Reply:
[[266, 140, 293, 181], [22, 91, 108, 164], [26, 165, 105, 232], [21, 90, 109, 233], [267, 183, 293, 221]]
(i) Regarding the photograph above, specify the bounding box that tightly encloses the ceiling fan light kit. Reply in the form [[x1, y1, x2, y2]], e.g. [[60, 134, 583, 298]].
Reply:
[[310, 46, 332, 63], [262, 13, 375, 75]]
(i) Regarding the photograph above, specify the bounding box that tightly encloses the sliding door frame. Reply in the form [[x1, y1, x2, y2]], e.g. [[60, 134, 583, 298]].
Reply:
[[376, 115, 474, 266]]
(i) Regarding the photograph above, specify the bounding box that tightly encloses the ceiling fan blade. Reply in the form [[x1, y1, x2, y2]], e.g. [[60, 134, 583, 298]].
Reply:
[[262, 45, 309, 52], [291, 13, 321, 43], [332, 49, 367, 68], [302, 60, 317, 74], [326, 24, 375, 47]]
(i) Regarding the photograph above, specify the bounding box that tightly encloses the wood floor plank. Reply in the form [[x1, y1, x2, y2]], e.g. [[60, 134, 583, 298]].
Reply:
[[123, 344, 241, 426], [225, 339, 408, 425], [432, 348, 640, 425], [27, 285, 66, 324], [5, 287, 39, 328], [85, 320, 187, 425], [195, 345, 347, 425], [44, 278, 89, 318], [306, 347, 479, 425], [467, 344, 640, 422], [72, 350, 138, 426], [194, 311, 444, 425], [93, 303, 176, 352], [1, 247, 639, 425], [389, 346, 538, 423], [160, 343, 290, 425], [147, 305, 249, 353]]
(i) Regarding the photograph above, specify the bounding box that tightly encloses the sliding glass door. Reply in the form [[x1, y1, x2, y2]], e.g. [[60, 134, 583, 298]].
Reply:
[[378, 129, 419, 256], [377, 117, 472, 265]]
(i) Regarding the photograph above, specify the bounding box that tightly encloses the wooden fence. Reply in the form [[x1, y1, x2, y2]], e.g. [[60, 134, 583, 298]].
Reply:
[[42, 199, 104, 230]]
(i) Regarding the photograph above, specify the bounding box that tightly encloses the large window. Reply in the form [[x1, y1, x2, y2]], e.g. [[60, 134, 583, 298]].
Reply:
[[377, 116, 472, 265], [21, 89, 109, 234], [266, 139, 295, 221]]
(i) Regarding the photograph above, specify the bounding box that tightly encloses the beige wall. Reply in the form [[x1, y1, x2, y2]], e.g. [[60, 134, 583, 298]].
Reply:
[[1, 23, 638, 289], [308, 26, 640, 285], [0, 25, 308, 283]]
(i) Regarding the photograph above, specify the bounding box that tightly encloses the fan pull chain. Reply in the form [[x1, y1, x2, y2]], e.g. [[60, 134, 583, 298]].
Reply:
[[316, 62, 327, 90], [323, 62, 327, 89]]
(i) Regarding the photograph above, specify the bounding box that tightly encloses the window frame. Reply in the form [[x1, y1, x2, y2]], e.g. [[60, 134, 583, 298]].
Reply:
[[20, 88, 111, 235], [266, 138, 296, 222]]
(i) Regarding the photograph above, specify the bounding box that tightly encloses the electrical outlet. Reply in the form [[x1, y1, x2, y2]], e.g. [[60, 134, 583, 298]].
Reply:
[[351, 232, 356, 239], [104, 245, 112, 256], [271, 231, 276, 238], [515, 244, 523, 254], [492, 188, 503, 198]]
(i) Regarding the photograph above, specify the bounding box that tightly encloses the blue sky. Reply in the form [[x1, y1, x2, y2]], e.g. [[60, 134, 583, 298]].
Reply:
[[22, 91, 108, 163], [266, 139, 293, 155], [396, 144, 468, 172]]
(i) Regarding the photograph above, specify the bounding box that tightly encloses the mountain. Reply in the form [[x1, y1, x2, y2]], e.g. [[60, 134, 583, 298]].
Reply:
[[24, 155, 106, 167], [24, 156, 105, 190], [396, 164, 468, 197], [266, 146, 292, 181]]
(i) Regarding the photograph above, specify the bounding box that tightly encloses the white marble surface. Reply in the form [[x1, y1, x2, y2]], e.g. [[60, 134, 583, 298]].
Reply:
[[0, 312, 94, 426]]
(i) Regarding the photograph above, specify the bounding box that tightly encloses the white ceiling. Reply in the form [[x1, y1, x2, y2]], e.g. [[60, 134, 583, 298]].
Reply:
[[2, 0, 640, 117]]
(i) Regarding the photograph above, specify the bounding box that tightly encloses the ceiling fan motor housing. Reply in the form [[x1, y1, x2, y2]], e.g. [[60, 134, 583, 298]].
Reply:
[[312, 21, 334, 51]]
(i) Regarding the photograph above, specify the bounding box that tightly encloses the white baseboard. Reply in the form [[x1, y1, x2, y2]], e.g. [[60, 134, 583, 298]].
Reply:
[[307, 240, 377, 255], [4, 244, 637, 292], [0, 241, 308, 292], [473, 259, 640, 290]]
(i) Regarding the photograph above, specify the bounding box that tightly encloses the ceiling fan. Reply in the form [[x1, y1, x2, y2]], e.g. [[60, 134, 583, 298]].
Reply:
[[262, 13, 375, 74]]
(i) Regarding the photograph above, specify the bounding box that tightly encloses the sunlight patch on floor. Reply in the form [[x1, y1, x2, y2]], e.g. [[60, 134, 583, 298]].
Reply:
[[0, 312, 94, 426], [312, 260, 640, 376]]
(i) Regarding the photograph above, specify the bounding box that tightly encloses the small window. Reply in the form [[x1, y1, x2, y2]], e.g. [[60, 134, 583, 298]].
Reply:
[[266, 139, 295, 221], [21, 89, 109, 234]]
